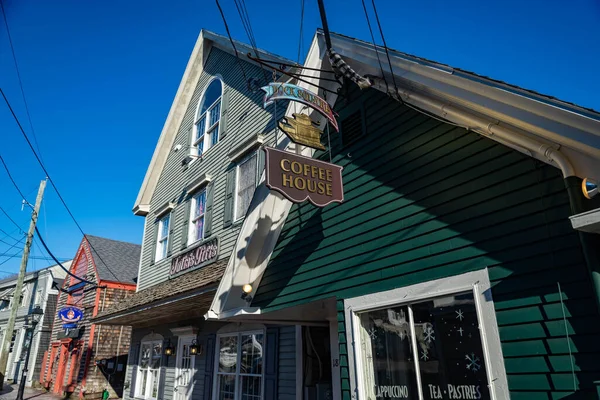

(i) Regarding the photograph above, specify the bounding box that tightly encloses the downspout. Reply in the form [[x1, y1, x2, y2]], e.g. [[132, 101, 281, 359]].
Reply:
[[370, 76, 600, 317]]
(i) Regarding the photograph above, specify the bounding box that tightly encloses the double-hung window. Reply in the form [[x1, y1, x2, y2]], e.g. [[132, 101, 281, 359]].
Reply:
[[234, 153, 258, 222], [189, 189, 207, 245], [215, 331, 264, 400], [156, 214, 170, 262], [193, 79, 222, 157], [137, 339, 162, 400], [345, 270, 508, 400]]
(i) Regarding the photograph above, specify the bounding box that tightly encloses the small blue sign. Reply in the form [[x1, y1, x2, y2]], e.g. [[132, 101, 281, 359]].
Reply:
[[58, 306, 83, 327]]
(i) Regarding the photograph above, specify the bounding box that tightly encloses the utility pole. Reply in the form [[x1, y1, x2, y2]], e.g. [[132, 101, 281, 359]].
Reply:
[[0, 179, 46, 390]]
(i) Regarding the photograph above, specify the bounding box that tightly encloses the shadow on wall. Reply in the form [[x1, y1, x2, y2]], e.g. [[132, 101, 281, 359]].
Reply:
[[243, 85, 600, 397], [94, 354, 128, 398]]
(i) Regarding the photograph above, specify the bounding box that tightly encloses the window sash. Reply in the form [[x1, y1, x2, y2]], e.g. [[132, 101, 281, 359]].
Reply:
[[193, 97, 221, 157], [189, 190, 206, 244], [156, 215, 170, 261], [346, 273, 505, 400], [214, 331, 264, 400], [234, 154, 257, 221]]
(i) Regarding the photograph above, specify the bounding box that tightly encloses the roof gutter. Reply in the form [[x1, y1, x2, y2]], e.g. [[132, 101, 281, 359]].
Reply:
[[370, 77, 575, 178]]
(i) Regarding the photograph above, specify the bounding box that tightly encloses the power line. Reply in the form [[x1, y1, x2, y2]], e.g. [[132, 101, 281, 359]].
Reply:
[[0, 226, 24, 245], [0, 88, 122, 283], [35, 227, 96, 285], [0, 254, 61, 262], [0, 206, 24, 234], [297, 0, 305, 63], [0, 0, 44, 162], [0, 235, 23, 248], [370, 0, 399, 95], [361, 0, 389, 93], [215, 0, 250, 90], [233, 0, 269, 83], [0, 154, 29, 203]]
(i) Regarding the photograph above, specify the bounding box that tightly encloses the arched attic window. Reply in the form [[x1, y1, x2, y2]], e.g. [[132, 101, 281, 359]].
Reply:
[[193, 78, 223, 157]]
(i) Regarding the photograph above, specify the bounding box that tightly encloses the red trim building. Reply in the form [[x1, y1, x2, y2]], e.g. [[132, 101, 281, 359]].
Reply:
[[40, 235, 140, 399]]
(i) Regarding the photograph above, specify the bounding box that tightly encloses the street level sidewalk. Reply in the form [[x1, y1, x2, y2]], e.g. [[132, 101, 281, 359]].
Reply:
[[0, 385, 63, 400]]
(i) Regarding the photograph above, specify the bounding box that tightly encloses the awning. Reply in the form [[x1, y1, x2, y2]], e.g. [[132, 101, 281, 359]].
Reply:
[[93, 259, 227, 328]]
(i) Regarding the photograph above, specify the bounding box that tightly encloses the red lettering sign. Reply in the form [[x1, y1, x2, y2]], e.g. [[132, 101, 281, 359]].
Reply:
[[169, 237, 219, 278]]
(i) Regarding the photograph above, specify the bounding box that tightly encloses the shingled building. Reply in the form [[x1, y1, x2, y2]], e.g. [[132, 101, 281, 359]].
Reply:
[[40, 235, 140, 399]]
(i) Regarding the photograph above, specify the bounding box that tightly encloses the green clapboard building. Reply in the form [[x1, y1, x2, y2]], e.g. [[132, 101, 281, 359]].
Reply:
[[208, 30, 600, 399]]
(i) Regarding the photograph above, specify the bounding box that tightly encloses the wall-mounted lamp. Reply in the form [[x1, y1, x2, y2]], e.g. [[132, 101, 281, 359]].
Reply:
[[241, 283, 253, 302], [164, 339, 175, 357], [190, 339, 202, 356], [583, 178, 598, 199], [182, 154, 201, 166]]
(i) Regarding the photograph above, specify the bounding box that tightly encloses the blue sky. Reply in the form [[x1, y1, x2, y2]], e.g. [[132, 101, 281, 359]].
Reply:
[[0, 0, 598, 276]]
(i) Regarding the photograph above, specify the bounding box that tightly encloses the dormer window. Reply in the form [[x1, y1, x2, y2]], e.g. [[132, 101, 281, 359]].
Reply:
[[193, 78, 223, 157]]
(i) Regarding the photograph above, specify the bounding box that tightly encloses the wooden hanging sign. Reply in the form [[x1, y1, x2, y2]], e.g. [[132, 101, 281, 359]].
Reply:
[[264, 147, 343, 207], [261, 83, 339, 131]]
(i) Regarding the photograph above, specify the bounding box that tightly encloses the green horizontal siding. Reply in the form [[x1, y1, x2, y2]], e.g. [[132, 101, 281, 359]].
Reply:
[[254, 85, 600, 397]]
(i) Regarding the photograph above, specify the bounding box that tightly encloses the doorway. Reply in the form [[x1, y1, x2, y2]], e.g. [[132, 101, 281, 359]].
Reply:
[[53, 342, 69, 394], [174, 336, 196, 400], [302, 326, 333, 400]]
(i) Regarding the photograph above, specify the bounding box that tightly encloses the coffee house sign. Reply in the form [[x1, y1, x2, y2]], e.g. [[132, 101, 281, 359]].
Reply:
[[264, 147, 343, 207], [169, 237, 219, 278]]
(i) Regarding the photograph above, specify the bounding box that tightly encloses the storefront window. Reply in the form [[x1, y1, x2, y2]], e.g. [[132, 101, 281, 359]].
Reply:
[[358, 293, 490, 400], [215, 332, 264, 400]]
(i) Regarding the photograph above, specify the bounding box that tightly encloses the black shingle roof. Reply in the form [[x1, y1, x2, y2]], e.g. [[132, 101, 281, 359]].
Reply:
[[86, 235, 140, 285]]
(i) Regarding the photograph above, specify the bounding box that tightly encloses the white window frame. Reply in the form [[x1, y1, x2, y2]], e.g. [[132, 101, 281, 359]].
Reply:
[[213, 329, 265, 400], [155, 214, 170, 262], [188, 188, 207, 245], [136, 337, 163, 400], [34, 289, 42, 307], [233, 152, 258, 222], [344, 268, 509, 400], [19, 286, 29, 308], [192, 77, 224, 158]]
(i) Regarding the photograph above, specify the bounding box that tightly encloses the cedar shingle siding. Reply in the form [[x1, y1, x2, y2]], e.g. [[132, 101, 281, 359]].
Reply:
[[254, 86, 600, 398]]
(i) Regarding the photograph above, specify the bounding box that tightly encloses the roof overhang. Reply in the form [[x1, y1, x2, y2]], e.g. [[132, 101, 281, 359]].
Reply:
[[133, 30, 295, 216], [327, 31, 600, 182], [92, 285, 217, 328], [207, 30, 600, 320]]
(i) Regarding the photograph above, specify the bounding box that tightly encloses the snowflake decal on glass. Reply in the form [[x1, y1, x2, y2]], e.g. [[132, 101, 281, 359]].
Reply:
[[456, 309, 465, 321], [368, 327, 378, 340], [420, 349, 429, 361], [457, 327, 464, 337], [424, 325, 435, 344], [465, 353, 481, 373]]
